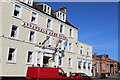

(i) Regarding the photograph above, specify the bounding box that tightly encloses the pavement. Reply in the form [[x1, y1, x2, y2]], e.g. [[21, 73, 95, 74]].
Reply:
[[92, 74, 120, 80]]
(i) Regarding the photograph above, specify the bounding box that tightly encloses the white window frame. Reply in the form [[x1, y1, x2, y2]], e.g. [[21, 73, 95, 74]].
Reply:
[[69, 42, 73, 52], [68, 58, 72, 68], [56, 11, 66, 22], [30, 11, 38, 24], [58, 57, 63, 67], [69, 28, 73, 37], [46, 18, 52, 30], [12, 4, 22, 19], [9, 24, 19, 39], [59, 24, 64, 34], [6, 47, 17, 63], [87, 48, 89, 56], [77, 60, 82, 70], [26, 50, 34, 64], [43, 4, 51, 15], [80, 46, 83, 54], [28, 30, 36, 43]]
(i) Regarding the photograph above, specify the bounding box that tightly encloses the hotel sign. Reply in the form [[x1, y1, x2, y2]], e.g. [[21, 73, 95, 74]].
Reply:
[[22, 22, 67, 40]]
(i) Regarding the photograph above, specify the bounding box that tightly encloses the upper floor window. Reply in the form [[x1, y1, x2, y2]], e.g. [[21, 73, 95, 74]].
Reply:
[[69, 43, 72, 52], [56, 11, 66, 22], [10, 25, 19, 38], [28, 30, 36, 42], [60, 25, 64, 34], [20, 0, 33, 6], [43, 4, 51, 15], [87, 48, 89, 55], [68, 58, 72, 68], [31, 12, 37, 24], [47, 19, 52, 29], [26, 51, 34, 64], [80, 46, 83, 54], [7, 47, 17, 63], [69, 28, 73, 37], [13, 4, 21, 18]]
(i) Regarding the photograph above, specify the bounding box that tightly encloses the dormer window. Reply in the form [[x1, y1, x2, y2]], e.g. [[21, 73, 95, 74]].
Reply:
[[43, 4, 51, 15], [20, 0, 33, 6], [56, 11, 66, 22]]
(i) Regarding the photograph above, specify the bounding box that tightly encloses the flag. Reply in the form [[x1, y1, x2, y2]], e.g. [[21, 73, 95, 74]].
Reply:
[[42, 36, 50, 45], [52, 39, 62, 62], [61, 39, 68, 57]]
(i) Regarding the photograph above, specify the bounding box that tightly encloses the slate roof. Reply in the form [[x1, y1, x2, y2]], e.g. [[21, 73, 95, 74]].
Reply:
[[32, 1, 79, 30]]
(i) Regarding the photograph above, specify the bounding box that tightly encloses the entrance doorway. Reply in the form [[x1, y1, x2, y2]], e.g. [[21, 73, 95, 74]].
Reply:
[[43, 56, 52, 67]]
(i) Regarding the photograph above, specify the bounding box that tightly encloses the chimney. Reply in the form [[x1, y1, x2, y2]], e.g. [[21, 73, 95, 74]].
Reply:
[[60, 7, 67, 14]]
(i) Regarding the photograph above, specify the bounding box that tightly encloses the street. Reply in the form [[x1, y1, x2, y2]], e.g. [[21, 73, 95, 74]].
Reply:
[[92, 78, 120, 80]]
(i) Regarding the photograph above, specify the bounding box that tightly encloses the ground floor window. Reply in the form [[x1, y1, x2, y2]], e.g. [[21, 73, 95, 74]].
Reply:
[[26, 51, 34, 64]]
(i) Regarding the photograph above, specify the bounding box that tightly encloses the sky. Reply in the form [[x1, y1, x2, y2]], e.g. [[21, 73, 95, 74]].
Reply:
[[37, 2, 118, 61]]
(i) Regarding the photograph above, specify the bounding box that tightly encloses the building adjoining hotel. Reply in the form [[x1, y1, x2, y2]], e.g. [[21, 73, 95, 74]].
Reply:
[[92, 54, 118, 77], [0, 0, 92, 79]]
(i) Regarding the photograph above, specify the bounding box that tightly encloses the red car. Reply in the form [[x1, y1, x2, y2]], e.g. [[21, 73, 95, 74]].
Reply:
[[68, 73, 92, 80]]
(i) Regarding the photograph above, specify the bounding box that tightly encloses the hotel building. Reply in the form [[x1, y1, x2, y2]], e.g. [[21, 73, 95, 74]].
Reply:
[[0, 0, 92, 79]]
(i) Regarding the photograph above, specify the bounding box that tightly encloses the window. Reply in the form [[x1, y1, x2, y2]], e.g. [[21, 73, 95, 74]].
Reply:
[[59, 57, 63, 66], [7, 48, 16, 63], [10, 25, 19, 38], [69, 43, 72, 52], [29, 30, 36, 42], [70, 73, 78, 76], [60, 25, 64, 34], [80, 46, 83, 54], [43, 4, 51, 15], [56, 11, 66, 22], [83, 62, 86, 69], [69, 28, 73, 37], [47, 19, 52, 29], [26, 51, 34, 64], [13, 4, 21, 18], [88, 63, 90, 70], [31, 12, 37, 24], [68, 58, 72, 67], [87, 48, 89, 55], [78, 61, 82, 69]]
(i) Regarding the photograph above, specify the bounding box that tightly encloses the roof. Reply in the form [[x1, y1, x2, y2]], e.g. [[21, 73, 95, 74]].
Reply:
[[32, 2, 79, 30]]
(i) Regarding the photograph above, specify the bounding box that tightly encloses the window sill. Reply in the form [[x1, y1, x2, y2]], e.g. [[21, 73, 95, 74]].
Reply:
[[26, 63, 34, 65], [12, 16, 22, 20], [6, 61, 16, 64], [68, 67, 72, 69], [30, 22, 37, 26], [69, 36, 73, 39], [68, 51, 74, 54]]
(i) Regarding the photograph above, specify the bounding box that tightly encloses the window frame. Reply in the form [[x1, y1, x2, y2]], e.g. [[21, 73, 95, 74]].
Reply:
[[12, 4, 22, 19], [30, 11, 38, 24], [46, 18, 52, 30], [6, 47, 17, 63], [9, 24, 19, 39], [68, 58, 72, 68], [26, 50, 34, 64], [69, 28, 73, 37], [28, 30, 36, 43], [59, 24, 64, 34]]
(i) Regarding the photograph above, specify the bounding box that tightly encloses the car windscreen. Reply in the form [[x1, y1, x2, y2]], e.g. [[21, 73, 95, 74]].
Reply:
[[80, 73, 88, 77], [70, 73, 78, 76]]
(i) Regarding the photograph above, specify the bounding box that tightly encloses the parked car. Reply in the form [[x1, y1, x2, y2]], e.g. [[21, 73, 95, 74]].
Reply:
[[68, 73, 92, 80], [26, 67, 67, 80]]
